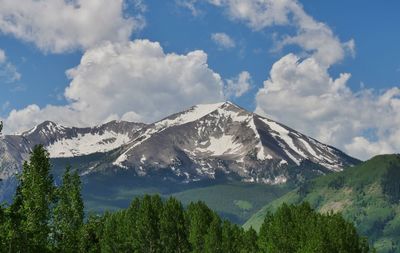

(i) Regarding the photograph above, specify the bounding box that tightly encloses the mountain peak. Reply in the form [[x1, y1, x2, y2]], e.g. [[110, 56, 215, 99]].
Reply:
[[23, 120, 65, 136], [154, 101, 251, 129], [154, 102, 224, 128], [219, 101, 248, 111]]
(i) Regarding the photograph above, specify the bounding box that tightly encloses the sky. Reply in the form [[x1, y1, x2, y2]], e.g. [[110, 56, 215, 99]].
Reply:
[[0, 0, 399, 160]]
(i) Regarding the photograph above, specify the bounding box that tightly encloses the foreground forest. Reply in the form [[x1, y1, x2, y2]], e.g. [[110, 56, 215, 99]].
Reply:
[[0, 145, 373, 252]]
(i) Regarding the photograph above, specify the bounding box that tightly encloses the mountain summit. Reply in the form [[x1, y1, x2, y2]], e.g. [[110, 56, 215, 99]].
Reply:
[[0, 101, 358, 194], [107, 101, 358, 184]]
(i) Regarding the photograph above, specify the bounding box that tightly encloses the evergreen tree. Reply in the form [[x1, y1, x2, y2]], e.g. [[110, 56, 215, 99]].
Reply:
[[186, 201, 214, 253], [258, 211, 272, 253], [159, 197, 189, 253], [125, 197, 140, 251], [241, 227, 258, 253], [221, 220, 234, 253], [0, 203, 6, 250], [53, 166, 84, 252], [257, 202, 373, 253], [204, 213, 222, 253], [18, 145, 55, 252], [136, 195, 162, 253], [4, 185, 26, 252], [221, 220, 245, 253], [79, 214, 104, 253]]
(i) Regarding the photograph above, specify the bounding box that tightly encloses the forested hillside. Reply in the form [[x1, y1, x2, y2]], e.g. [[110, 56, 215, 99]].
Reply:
[[244, 154, 400, 252]]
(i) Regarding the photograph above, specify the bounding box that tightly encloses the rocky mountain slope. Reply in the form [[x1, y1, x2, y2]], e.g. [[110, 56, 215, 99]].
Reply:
[[107, 101, 358, 183], [0, 120, 144, 184]]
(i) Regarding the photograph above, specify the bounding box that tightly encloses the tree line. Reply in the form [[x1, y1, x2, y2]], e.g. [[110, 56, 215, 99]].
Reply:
[[0, 145, 373, 252]]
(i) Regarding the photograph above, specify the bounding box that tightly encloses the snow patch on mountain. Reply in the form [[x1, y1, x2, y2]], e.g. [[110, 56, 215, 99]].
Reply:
[[196, 135, 244, 156], [113, 153, 129, 169], [216, 106, 250, 123], [140, 154, 146, 164], [47, 131, 130, 158], [155, 102, 225, 129]]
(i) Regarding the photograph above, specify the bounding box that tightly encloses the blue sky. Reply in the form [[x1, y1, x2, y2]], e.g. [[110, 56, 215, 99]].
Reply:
[[0, 0, 399, 160]]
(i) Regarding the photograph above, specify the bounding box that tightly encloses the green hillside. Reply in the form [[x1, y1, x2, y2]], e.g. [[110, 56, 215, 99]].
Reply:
[[244, 154, 400, 253]]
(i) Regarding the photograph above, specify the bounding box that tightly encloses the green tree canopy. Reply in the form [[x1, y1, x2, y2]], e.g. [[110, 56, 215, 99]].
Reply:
[[258, 202, 371, 253], [18, 145, 55, 252], [53, 166, 84, 252]]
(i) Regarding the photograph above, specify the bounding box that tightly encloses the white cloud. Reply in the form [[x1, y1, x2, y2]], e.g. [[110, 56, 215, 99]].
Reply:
[[176, 0, 202, 16], [0, 49, 5, 63], [211, 32, 236, 49], [2, 40, 225, 133], [0, 48, 21, 83], [203, 0, 353, 67], [207, 0, 293, 29], [225, 71, 251, 98], [255, 53, 400, 160], [0, 0, 145, 53]]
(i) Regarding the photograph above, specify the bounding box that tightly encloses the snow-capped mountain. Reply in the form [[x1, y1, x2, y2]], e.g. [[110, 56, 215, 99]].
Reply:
[[106, 102, 358, 184], [0, 120, 145, 179], [0, 101, 359, 191]]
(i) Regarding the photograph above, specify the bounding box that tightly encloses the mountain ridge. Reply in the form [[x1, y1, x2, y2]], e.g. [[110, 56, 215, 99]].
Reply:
[[1, 101, 359, 201], [107, 101, 358, 184]]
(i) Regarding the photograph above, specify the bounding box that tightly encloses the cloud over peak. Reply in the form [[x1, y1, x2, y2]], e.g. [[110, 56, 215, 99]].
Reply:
[[2, 40, 225, 133]]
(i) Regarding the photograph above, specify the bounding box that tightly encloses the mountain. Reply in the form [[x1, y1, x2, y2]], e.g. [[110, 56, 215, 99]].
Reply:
[[1, 102, 358, 184], [243, 154, 400, 253], [0, 120, 145, 177], [0, 101, 359, 215], [0, 120, 145, 200], [0, 102, 359, 223], [103, 101, 358, 184]]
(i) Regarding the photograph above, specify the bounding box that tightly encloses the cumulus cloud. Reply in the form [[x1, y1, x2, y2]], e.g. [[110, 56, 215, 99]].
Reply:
[[205, 0, 353, 66], [211, 32, 236, 49], [224, 71, 252, 98], [207, 0, 293, 29], [0, 0, 145, 53], [0, 48, 21, 83], [2, 40, 225, 133], [255, 53, 400, 161]]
